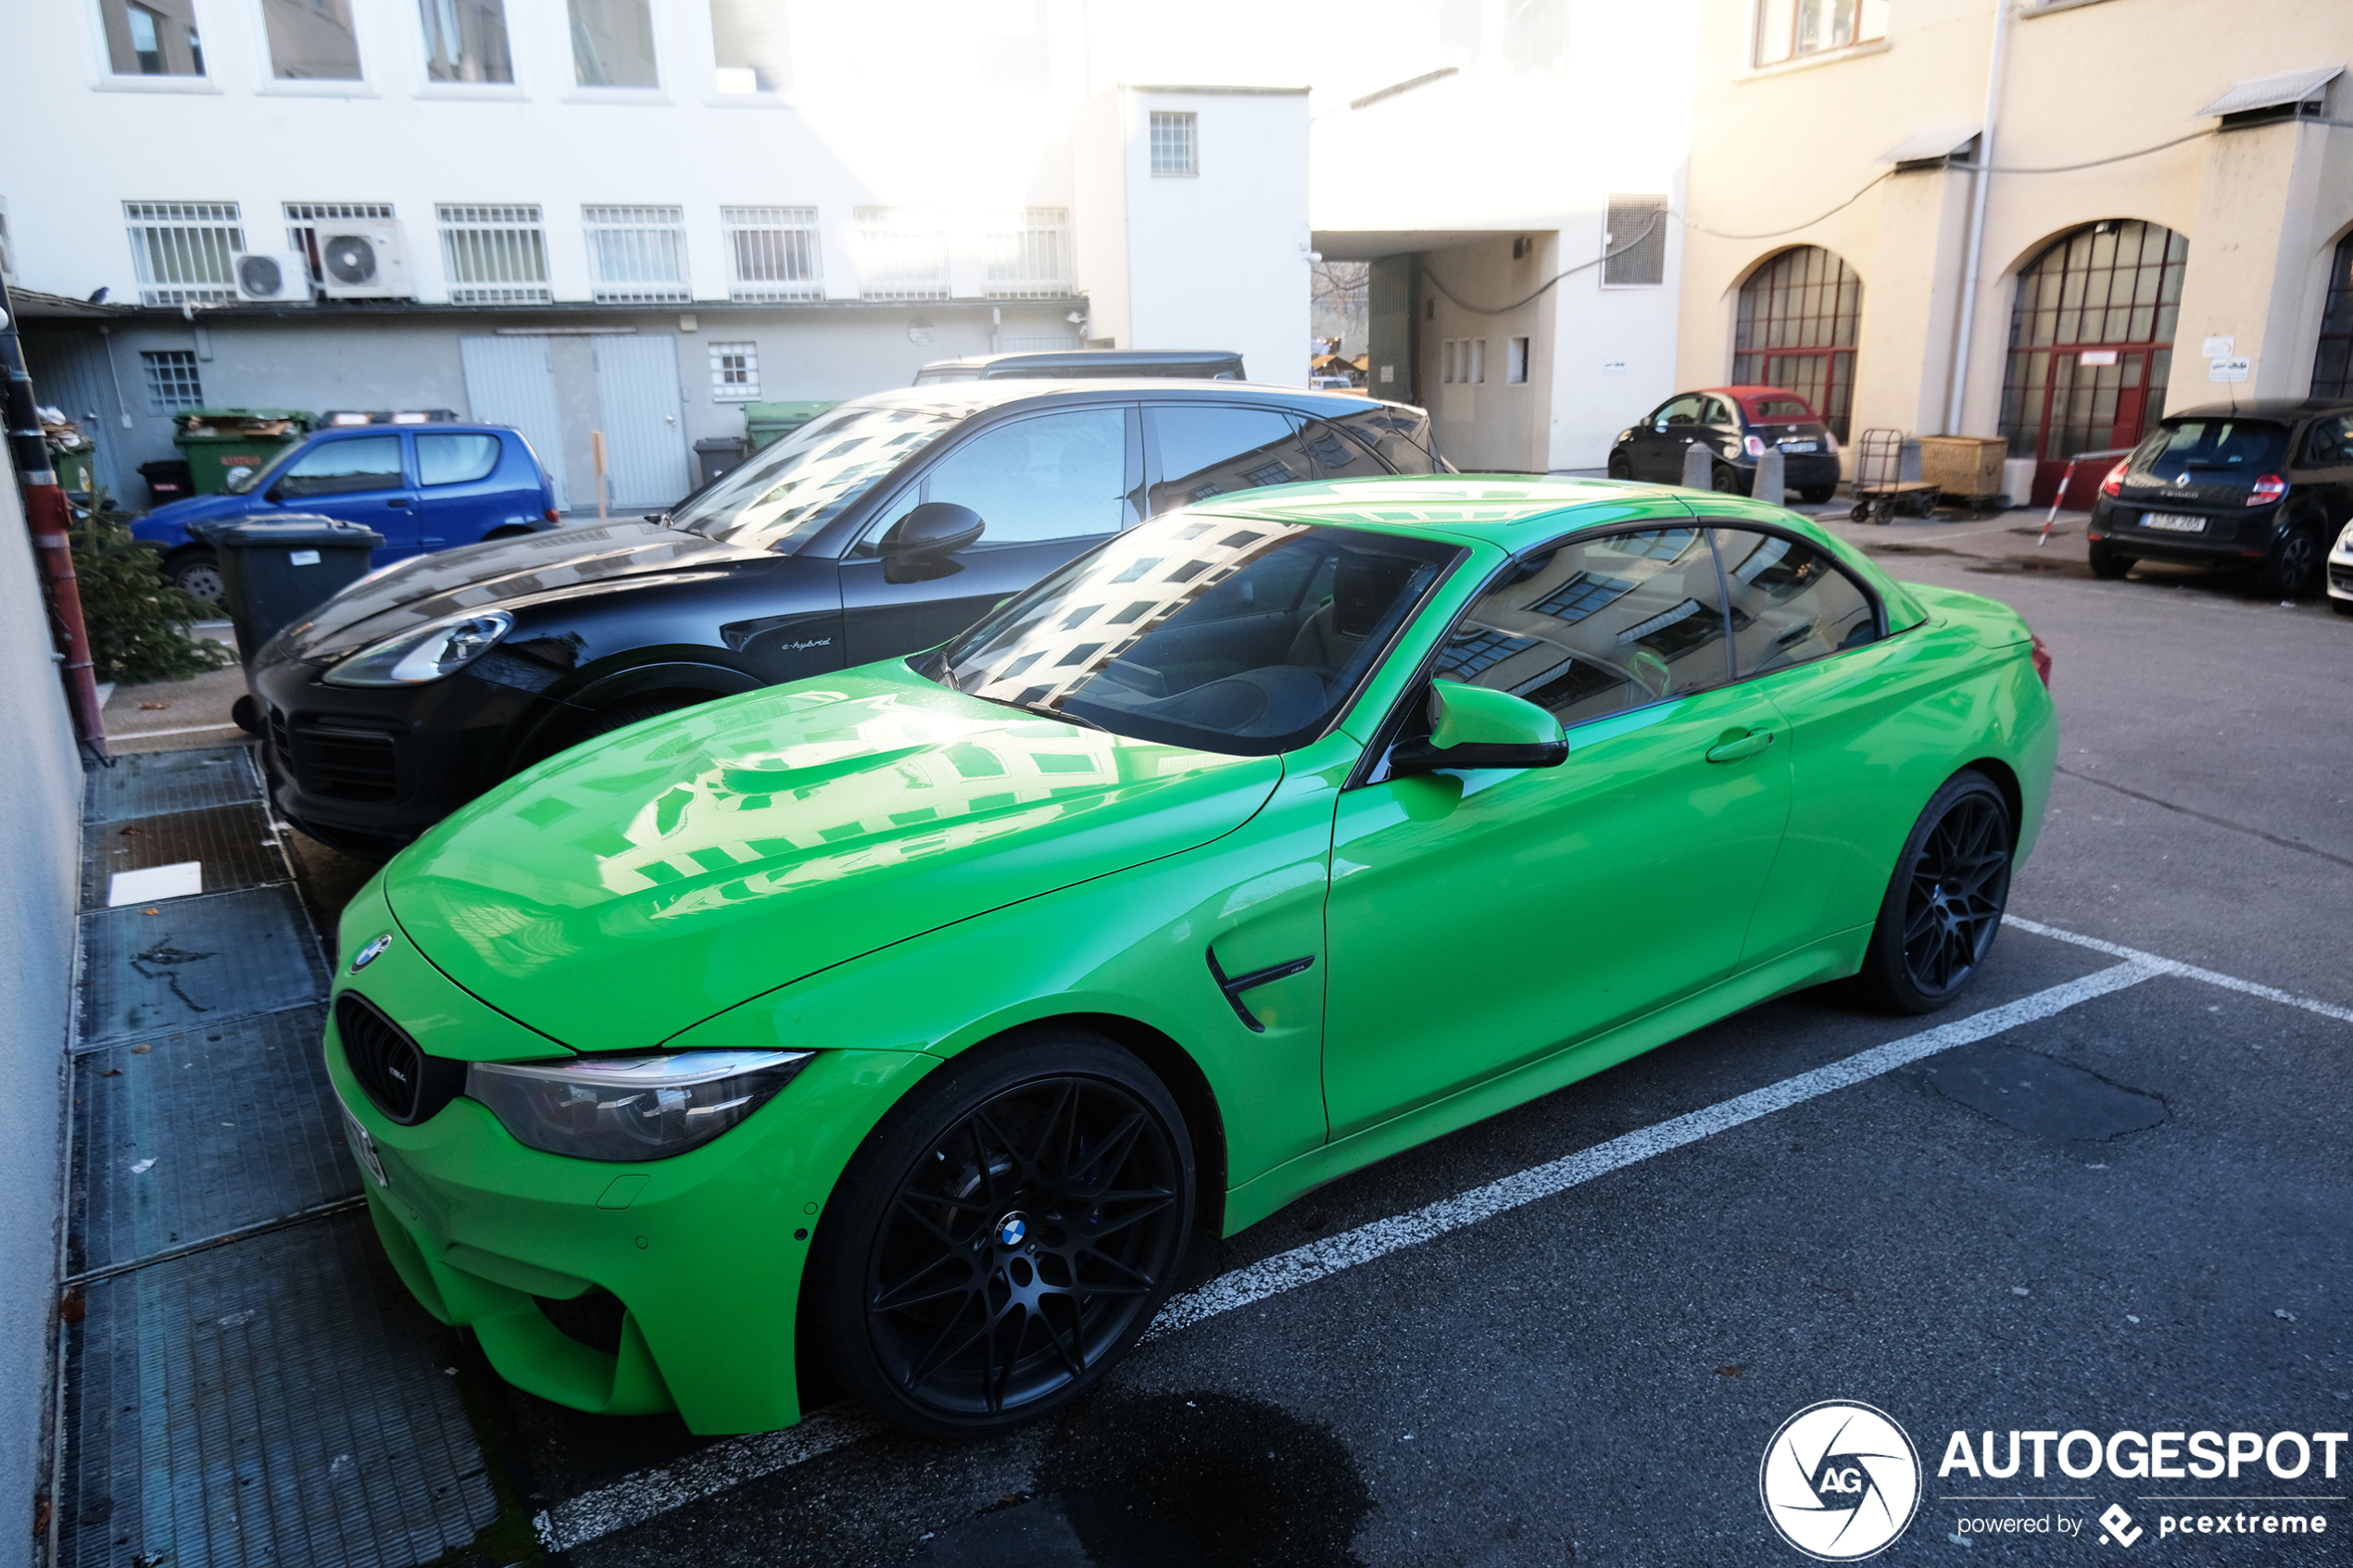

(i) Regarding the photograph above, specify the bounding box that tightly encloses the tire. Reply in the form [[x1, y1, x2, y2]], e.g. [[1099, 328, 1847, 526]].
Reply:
[[482, 525, 534, 542], [1856, 770, 2015, 1016], [810, 1030, 1195, 1437], [1798, 485, 1836, 506], [2254, 524, 2322, 599], [2333, 596, 2353, 617], [2086, 542, 2133, 581], [1605, 451, 1634, 481], [1710, 464, 1742, 495], [164, 548, 226, 605], [231, 695, 261, 735]]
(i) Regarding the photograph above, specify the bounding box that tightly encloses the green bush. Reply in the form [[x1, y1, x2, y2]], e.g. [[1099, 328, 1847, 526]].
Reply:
[[69, 495, 236, 684]]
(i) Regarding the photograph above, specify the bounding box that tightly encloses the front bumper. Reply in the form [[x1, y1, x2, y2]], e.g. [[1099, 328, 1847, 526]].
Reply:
[[325, 879, 937, 1434], [2087, 497, 2280, 565], [247, 649, 561, 849], [2329, 523, 2353, 601]]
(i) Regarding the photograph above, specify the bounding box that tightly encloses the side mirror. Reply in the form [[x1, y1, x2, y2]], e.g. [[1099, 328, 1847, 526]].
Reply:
[[880, 501, 985, 575], [1387, 682, 1567, 777], [263, 485, 283, 504]]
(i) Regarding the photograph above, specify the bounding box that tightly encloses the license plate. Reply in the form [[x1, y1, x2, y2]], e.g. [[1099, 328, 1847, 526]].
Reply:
[[2140, 512, 2207, 533], [1781, 441, 1818, 454], [341, 1103, 388, 1188]]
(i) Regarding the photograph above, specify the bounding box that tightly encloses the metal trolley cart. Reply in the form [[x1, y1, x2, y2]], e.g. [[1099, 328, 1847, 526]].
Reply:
[[1847, 428, 1939, 524]]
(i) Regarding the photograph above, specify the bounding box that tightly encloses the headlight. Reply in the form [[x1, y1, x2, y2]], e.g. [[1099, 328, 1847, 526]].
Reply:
[[322, 610, 513, 686], [465, 1049, 812, 1161]]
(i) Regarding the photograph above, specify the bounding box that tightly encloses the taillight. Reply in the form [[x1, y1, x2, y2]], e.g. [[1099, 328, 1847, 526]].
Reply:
[[1824, 430, 1839, 454], [1743, 434, 1765, 458], [2029, 633, 2052, 689], [2247, 474, 2287, 507], [544, 508, 561, 523], [2099, 460, 2128, 498]]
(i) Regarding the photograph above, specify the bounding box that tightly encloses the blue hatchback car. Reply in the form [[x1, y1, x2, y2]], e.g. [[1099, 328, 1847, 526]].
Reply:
[[134, 423, 560, 602]]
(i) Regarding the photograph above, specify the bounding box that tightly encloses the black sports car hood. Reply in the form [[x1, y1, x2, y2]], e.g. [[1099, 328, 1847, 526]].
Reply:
[[274, 522, 769, 661]]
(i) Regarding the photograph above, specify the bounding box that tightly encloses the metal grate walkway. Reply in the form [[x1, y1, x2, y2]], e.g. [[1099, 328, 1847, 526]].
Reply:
[[54, 746, 508, 1568]]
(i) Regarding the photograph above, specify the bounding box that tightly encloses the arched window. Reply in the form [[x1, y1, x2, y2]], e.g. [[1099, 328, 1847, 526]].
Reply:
[[1999, 220, 2187, 507], [1731, 246, 1861, 441], [2311, 231, 2353, 400]]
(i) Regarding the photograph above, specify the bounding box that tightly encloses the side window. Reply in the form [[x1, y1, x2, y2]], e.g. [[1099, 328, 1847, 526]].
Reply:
[[1149, 406, 1315, 512], [2304, 415, 2353, 467], [417, 433, 503, 486], [1714, 527, 1879, 678], [1705, 396, 1740, 429], [1295, 419, 1372, 480], [1323, 405, 1441, 473], [275, 434, 405, 497], [1433, 526, 1732, 726], [1655, 395, 1705, 430], [914, 408, 1128, 545]]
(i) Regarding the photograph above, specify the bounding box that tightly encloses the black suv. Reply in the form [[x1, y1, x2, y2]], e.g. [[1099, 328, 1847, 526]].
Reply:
[[2085, 399, 2353, 597], [246, 381, 1445, 856]]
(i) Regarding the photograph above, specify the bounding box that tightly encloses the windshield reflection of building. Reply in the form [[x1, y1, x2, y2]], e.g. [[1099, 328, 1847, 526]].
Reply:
[[1436, 527, 1732, 722], [949, 519, 1314, 709]]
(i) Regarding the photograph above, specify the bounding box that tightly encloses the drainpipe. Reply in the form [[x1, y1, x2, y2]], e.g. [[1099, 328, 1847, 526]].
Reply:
[[1944, 0, 2013, 435], [0, 279, 110, 760]]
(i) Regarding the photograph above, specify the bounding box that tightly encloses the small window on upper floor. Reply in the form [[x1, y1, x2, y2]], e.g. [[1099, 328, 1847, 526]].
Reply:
[[420, 0, 513, 83], [100, 0, 205, 75], [1755, 0, 1888, 68], [570, 0, 658, 87], [710, 0, 789, 94], [141, 350, 205, 412], [1150, 112, 1197, 177], [261, 0, 364, 81]]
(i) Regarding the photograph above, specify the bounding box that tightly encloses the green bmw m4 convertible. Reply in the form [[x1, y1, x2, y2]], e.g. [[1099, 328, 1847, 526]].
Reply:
[[327, 476, 2056, 1437]]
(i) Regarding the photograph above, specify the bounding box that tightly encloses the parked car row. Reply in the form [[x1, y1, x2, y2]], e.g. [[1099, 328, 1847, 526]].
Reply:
[[1607, 384, 1843, 504], [246, 381, 1446, 857]]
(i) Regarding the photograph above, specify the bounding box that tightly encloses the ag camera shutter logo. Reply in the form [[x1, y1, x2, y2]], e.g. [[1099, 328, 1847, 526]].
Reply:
[[1760, 1400, 1922, 1560]]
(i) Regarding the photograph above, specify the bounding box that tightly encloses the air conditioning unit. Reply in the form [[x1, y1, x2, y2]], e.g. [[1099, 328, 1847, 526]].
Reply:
[[233, 250, 313, 304], [315, 220, 412, 299]]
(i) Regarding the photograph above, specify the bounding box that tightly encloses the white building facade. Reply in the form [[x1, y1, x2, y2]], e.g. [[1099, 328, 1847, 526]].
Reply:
[[4, 0, 1309, 510]]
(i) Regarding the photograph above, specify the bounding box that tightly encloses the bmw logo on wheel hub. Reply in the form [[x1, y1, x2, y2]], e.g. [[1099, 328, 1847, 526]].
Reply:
[[1759, 1400, 1921, 1560], [995, 1212, 1030, 1249]]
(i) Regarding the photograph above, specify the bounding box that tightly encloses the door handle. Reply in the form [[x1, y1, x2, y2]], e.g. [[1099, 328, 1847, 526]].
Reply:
[[1705, 727, 1774, 763], [385, 497, 411, 507]]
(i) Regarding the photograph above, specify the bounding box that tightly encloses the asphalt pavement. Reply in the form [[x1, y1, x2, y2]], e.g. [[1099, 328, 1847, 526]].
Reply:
[[270, 509, 2351, 1567]]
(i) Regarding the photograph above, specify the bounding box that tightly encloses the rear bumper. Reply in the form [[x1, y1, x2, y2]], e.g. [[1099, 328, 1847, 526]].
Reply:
[[2087, 498, 2279, 564], [1741, 453, 1841, 489]]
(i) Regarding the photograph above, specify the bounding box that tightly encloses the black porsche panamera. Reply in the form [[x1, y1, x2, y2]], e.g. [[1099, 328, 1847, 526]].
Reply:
[[244, 380, 1446, 857]]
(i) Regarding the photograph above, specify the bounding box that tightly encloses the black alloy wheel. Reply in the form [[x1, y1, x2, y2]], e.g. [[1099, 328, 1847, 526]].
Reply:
[[813, 1034, 1193, 1436], [1711, 463, 1742, 495], [2255, 524, 2320, 599], [1606, 451, 1634, 481], [2086, 541, 2133, 581], [1857, 770, 2014, 1015]]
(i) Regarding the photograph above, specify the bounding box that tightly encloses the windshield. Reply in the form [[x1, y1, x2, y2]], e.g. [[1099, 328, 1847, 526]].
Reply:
[[925, 514, 1463, 756], [225, 439, 310, 495], [912, 368, 981, 385], [2130, 419, 2286, 476], [675, 402, 967, 549]]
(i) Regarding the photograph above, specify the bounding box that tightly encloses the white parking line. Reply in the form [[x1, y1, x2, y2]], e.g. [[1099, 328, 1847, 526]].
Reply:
[[532, 919, 2351, 1551]]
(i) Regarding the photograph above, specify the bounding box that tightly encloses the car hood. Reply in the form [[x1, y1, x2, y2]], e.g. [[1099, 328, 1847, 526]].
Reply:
[[277, 521, 770, 661], [382, 659, 1284, 1049], [135, 491, 255, 539]]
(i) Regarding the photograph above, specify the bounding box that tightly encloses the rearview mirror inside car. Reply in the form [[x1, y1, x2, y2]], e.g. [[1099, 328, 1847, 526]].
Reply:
[[1387, 682, 1568, 777]]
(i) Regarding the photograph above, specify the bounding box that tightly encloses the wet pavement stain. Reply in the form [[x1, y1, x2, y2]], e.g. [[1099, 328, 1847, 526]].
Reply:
[[1925, 1043, 2168, 1141]]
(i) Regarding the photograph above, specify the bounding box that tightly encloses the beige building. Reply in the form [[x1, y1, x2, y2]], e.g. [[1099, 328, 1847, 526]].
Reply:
[[1677, 0, 2353, 504]]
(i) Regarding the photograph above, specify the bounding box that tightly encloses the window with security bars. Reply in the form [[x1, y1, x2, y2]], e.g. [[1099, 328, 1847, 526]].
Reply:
[[852, 207, 948, 301], [1603, 195, 1667, 286], [124, 201, 242, 305], [141, 350, 204, 411], [709, 342, 759, 401], [1149, 111, 1197, 176], [584, 205, 689, 303], [984, 208, 1070, 299], [722, 207, 822, 301], [437, 204, 549, 303], [284, 200, 393, 283]]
